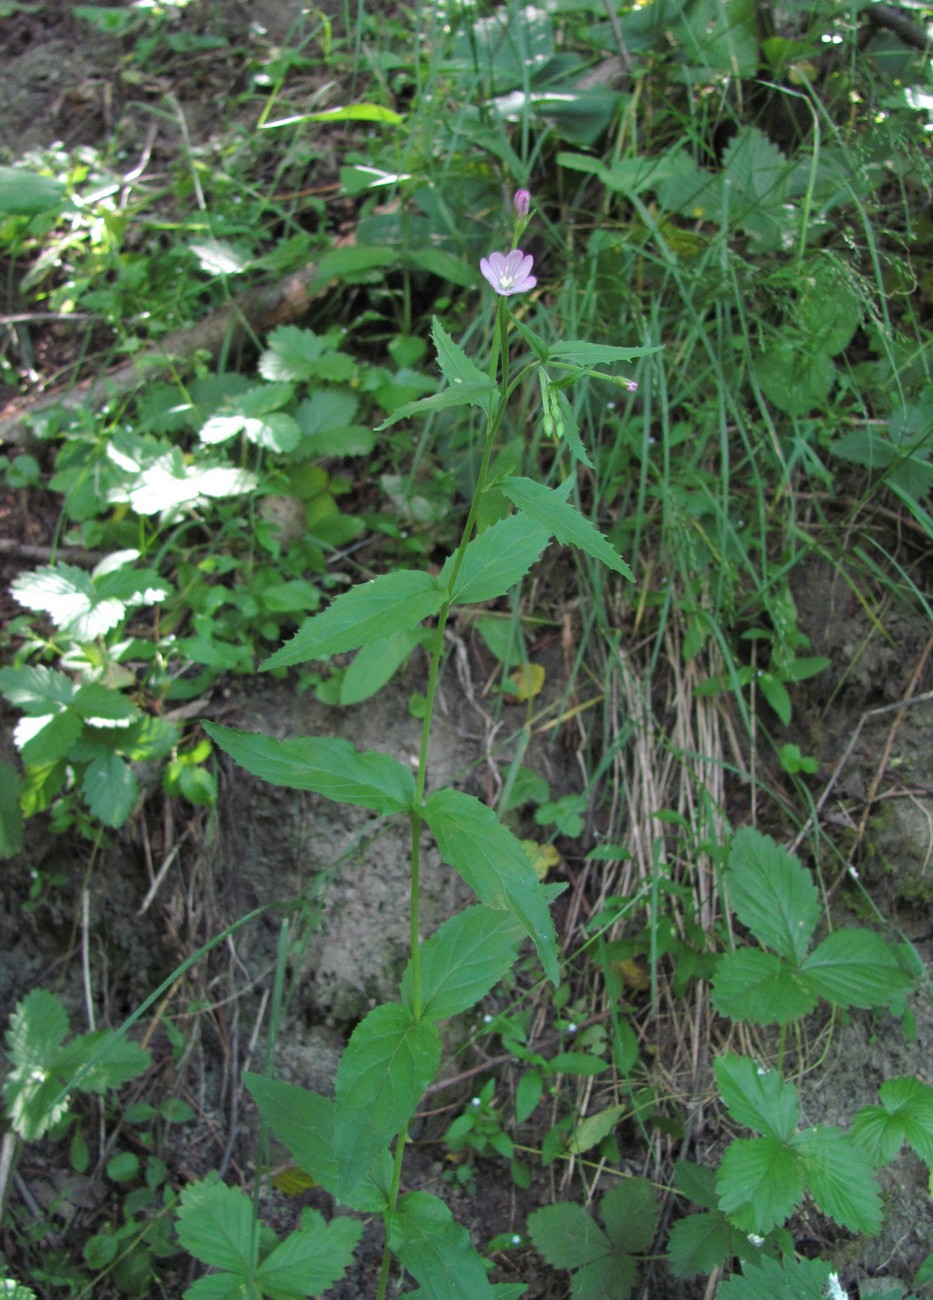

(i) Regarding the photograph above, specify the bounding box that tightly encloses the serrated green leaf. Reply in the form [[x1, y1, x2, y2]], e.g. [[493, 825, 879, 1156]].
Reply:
[[851, 1076, 933, 1166], [387, 1191, 498, 1299], [725, 828, 819, 962], [800, 928, 916, 1009], [263, 570, 446, 670], [599, 1178, 659, 1252], [500, 477, 633, 580], [0, 664, 75, 713], [176, 1174, 254, 1275], [754, 344, 836, 416], [576, 1255, 639, 1298], [527, 1201, 609, 1270], [5, 989, 69, 1074], [204, 723, 415, 815], [711, 949, 818, 1026], [17, 708, 83, 766], [334, 1004, 440, 1201], [440, 513, 551, 605], [791, 1124, 882, 1234], [56, 1028, 149, 1096], [11, 564, 126, 639], [72, 684, 140, 726], [422, 788, 559, 984], [666, 1211, 745, 1279], [401, 905, 526, 1021], [80, 752, 138, 827], [255, 1208, 361, 1295], [716, 1137, 803, 1233], [716, 1254, 833, 1300], [259, 326, 355, 383], [243, 1074, 389, 1212], [714, 1055, 800, 1141]]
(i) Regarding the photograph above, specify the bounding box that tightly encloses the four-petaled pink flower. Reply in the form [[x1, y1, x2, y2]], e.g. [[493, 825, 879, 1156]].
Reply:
[[513, 188, 531, 218], [480, 249, 537, 297]]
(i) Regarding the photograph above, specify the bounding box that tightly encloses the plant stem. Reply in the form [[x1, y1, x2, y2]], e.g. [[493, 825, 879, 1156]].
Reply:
[[375, 296, 514, 1300]]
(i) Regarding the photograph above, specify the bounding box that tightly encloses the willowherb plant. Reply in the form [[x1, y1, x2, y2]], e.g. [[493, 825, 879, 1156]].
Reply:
[[176, 191, 655, 1296]]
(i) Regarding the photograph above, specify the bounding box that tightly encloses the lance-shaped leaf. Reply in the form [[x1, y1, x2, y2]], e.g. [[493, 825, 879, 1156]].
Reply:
[[204, 723, 415, 815], [501, 476, 634, 580], [432, 317, 491, 392], [547, 341, 659, 367], [401, 905, 526, 1021], [263, 569, 446, 670], [376, 382, 495, 429], [334, 1004, 440, 1201], [423, 788, 559, 984], [243, 1074, 390, 1212], [387, 1191, 499, 1299], [440, 512, 551, 605]]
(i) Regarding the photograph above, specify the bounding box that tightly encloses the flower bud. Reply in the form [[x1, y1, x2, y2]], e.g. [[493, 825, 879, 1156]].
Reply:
[[513, 188, 531, 219]]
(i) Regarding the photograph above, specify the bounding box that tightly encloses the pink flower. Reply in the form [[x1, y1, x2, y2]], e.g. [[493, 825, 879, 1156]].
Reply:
[[513, 188, 531, 218], [479, 249, 537, 297]]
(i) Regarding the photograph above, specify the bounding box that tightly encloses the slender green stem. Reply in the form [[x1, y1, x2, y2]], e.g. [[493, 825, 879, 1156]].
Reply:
[[375, 296, 514, 1300]]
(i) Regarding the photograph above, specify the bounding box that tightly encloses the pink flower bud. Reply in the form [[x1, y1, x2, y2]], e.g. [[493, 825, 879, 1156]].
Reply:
[[513, 189, 531, 218]]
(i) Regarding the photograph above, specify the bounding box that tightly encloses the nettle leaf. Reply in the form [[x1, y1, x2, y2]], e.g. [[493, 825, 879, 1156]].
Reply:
[[401, 905, 526, 1021], [500, 476, 634, 580], [725, 828, 819, 963], [716, 1136, 804, 1233], [255, 1208, 361, 1296], [527, 1201, 610, 1270], [334, 1004, 440, 1201], [387, 1191, 499, 1299], [851, 1075, 933, 1167], [711, 949, 818, 1026], [714, 1055, 799, 1141], [12, 564, 126, 640], [176, 1173, 255, 1276], [243, 1073, 390, 1212], [204, 723, 416, 815], [799, 928, 917, 1010], [440, 513, 551, 605], [263, 570, 446, 670], [422, 788, 559, 984], [791, 1124, 882, 1234]]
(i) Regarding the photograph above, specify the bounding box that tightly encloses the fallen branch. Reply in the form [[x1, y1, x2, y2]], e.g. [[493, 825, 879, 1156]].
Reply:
[[0, 259, 329, 448]]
